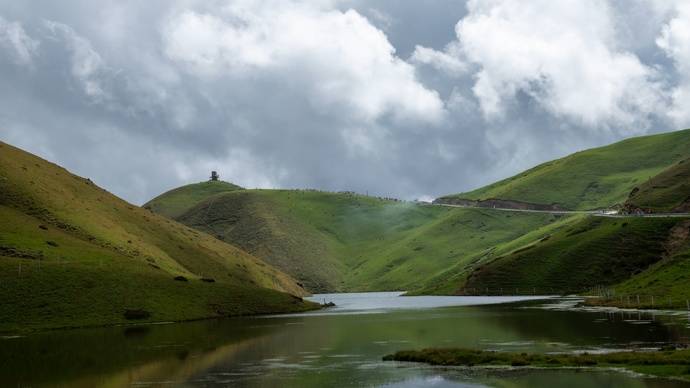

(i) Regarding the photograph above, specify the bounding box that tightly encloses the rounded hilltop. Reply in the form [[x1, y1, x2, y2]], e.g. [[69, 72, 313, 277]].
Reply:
[[144, 174, 243, 219]]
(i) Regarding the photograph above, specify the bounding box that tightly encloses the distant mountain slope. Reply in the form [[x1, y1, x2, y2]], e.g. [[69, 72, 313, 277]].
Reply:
[[145, 180, 243, 219], [0, 142, 313, 332], [437, 129, 690, 210], [148, 187, 559, 293], [625, 158, 690, 213]]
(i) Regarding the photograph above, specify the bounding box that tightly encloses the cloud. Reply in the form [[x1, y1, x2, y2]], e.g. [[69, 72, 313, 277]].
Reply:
[[0, 16, 37, 65], [410, 44, 467, 76], [417, 0, 666, 131], [465, 0, 666, 128], [656, 2, 690, 127], [0, 0, 687, 206], [43, 20, 108, 100], [162, 1, 445, 124]]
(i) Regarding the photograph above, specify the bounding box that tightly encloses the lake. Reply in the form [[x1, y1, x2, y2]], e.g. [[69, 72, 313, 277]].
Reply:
[[2, 292, 690, 387]]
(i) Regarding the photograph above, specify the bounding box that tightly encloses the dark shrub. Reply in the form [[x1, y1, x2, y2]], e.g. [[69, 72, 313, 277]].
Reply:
[[511, 358, 530, 366], [123, 309, 150, 320]]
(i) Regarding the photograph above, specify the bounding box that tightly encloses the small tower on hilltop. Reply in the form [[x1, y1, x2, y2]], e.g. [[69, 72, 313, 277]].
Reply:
[[210, 171, 219, 181]]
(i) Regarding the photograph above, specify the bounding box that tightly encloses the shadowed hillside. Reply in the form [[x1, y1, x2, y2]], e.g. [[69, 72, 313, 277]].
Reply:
[[459, 216, 689, 295], [0, 142, 314, 332]]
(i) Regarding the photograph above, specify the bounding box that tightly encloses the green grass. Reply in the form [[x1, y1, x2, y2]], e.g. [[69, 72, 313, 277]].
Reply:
[[143, 129, 690, 301], [341, 207, 556, 292], [145, 180, 243, 218], [410, 214, 578, 295], [586, 224, 690, 309], [438, 129, 690, 210], [625, 158, 690, 213], [383, 347, 690, 380], [0, 141, 316, 332], [460, 216, 689, 295], [147, 188, 560, 293]]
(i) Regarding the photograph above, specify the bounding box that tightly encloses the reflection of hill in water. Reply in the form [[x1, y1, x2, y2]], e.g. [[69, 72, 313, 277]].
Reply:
[[0, 318, 279, 387], [3, 298, 690, 387], [484, 304, 685, 349]]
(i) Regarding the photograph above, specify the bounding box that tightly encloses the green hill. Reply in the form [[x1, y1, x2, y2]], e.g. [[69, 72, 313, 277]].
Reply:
[[146, 180, 243, 218], [426, 129, 690, 302], [583, 219, 690, 309], [146, 187, 560, 293], [457, 216, 688, 295], [603, 230, 690, 308], [625, 158, 690, 213], [0, 142, 315, 332], [144, 128, 690, 301], [437, 129, 690, 210]]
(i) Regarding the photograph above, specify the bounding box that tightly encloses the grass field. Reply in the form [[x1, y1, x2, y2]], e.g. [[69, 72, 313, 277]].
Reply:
[[438, 129, 690, 210], [0, 142, 315, 332]]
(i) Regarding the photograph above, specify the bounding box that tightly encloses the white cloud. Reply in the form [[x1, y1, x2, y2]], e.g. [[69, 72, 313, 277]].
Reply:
[[657, 2, 690, 127], [0, 16, 38, 65], [162, 1, 445, 124], [445, 0, 664, 129], [1, 0, 688, 206], [410, 44, 467, 76], [44, 20, 107, 100]]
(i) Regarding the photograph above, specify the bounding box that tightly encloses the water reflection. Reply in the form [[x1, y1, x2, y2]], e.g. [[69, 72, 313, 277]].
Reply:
[[2, 294, 690, 387]]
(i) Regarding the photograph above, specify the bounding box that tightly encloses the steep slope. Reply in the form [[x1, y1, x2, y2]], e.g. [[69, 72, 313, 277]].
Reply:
[[0, 142, 313, 332], [625, 158, 690, 213], [145, 180, 243, 219], [437, 129, 690, 210], [606, 226, 690, 308], [452, 216, 689, 296], [148, 188, 560, 292], [176, 190, 347, 292]]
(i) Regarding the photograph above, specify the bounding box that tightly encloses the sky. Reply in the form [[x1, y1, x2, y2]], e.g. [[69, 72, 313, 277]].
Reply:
[[1, 0, 689, 205]]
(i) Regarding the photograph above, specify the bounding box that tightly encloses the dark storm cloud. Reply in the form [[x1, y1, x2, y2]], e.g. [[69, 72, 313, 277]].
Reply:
[[0, 1, 687, 204]]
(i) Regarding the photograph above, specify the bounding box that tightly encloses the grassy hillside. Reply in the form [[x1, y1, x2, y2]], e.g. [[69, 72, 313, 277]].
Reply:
[[410, 214, 577, 295], [608, 247, 690, 309], [175, 190, 349, 292], [625, 158, 690, 213], [437, 129, 690, 210], [144, 129, 690, 299], [0, 142, 315, 332], [145, 181, 243, 218], [147, 187, 560, 292], [587, 220, 690, 309], [456, 215, 690, 296], [341, 207, 557, 292]]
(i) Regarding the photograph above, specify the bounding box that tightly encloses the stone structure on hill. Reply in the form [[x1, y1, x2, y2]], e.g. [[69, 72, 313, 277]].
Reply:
[[210, 171, 219, 181]]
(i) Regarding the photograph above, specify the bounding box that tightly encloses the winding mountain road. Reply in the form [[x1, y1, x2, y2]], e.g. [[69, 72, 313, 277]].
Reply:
[[434, 203, 690, 218]]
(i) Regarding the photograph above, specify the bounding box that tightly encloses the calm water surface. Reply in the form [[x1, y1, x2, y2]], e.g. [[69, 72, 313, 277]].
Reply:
[[2, 292, 690, 387]]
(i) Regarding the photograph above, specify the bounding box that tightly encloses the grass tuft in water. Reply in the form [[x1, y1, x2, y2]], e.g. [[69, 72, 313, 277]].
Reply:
[[383, 347, 690, 380]]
